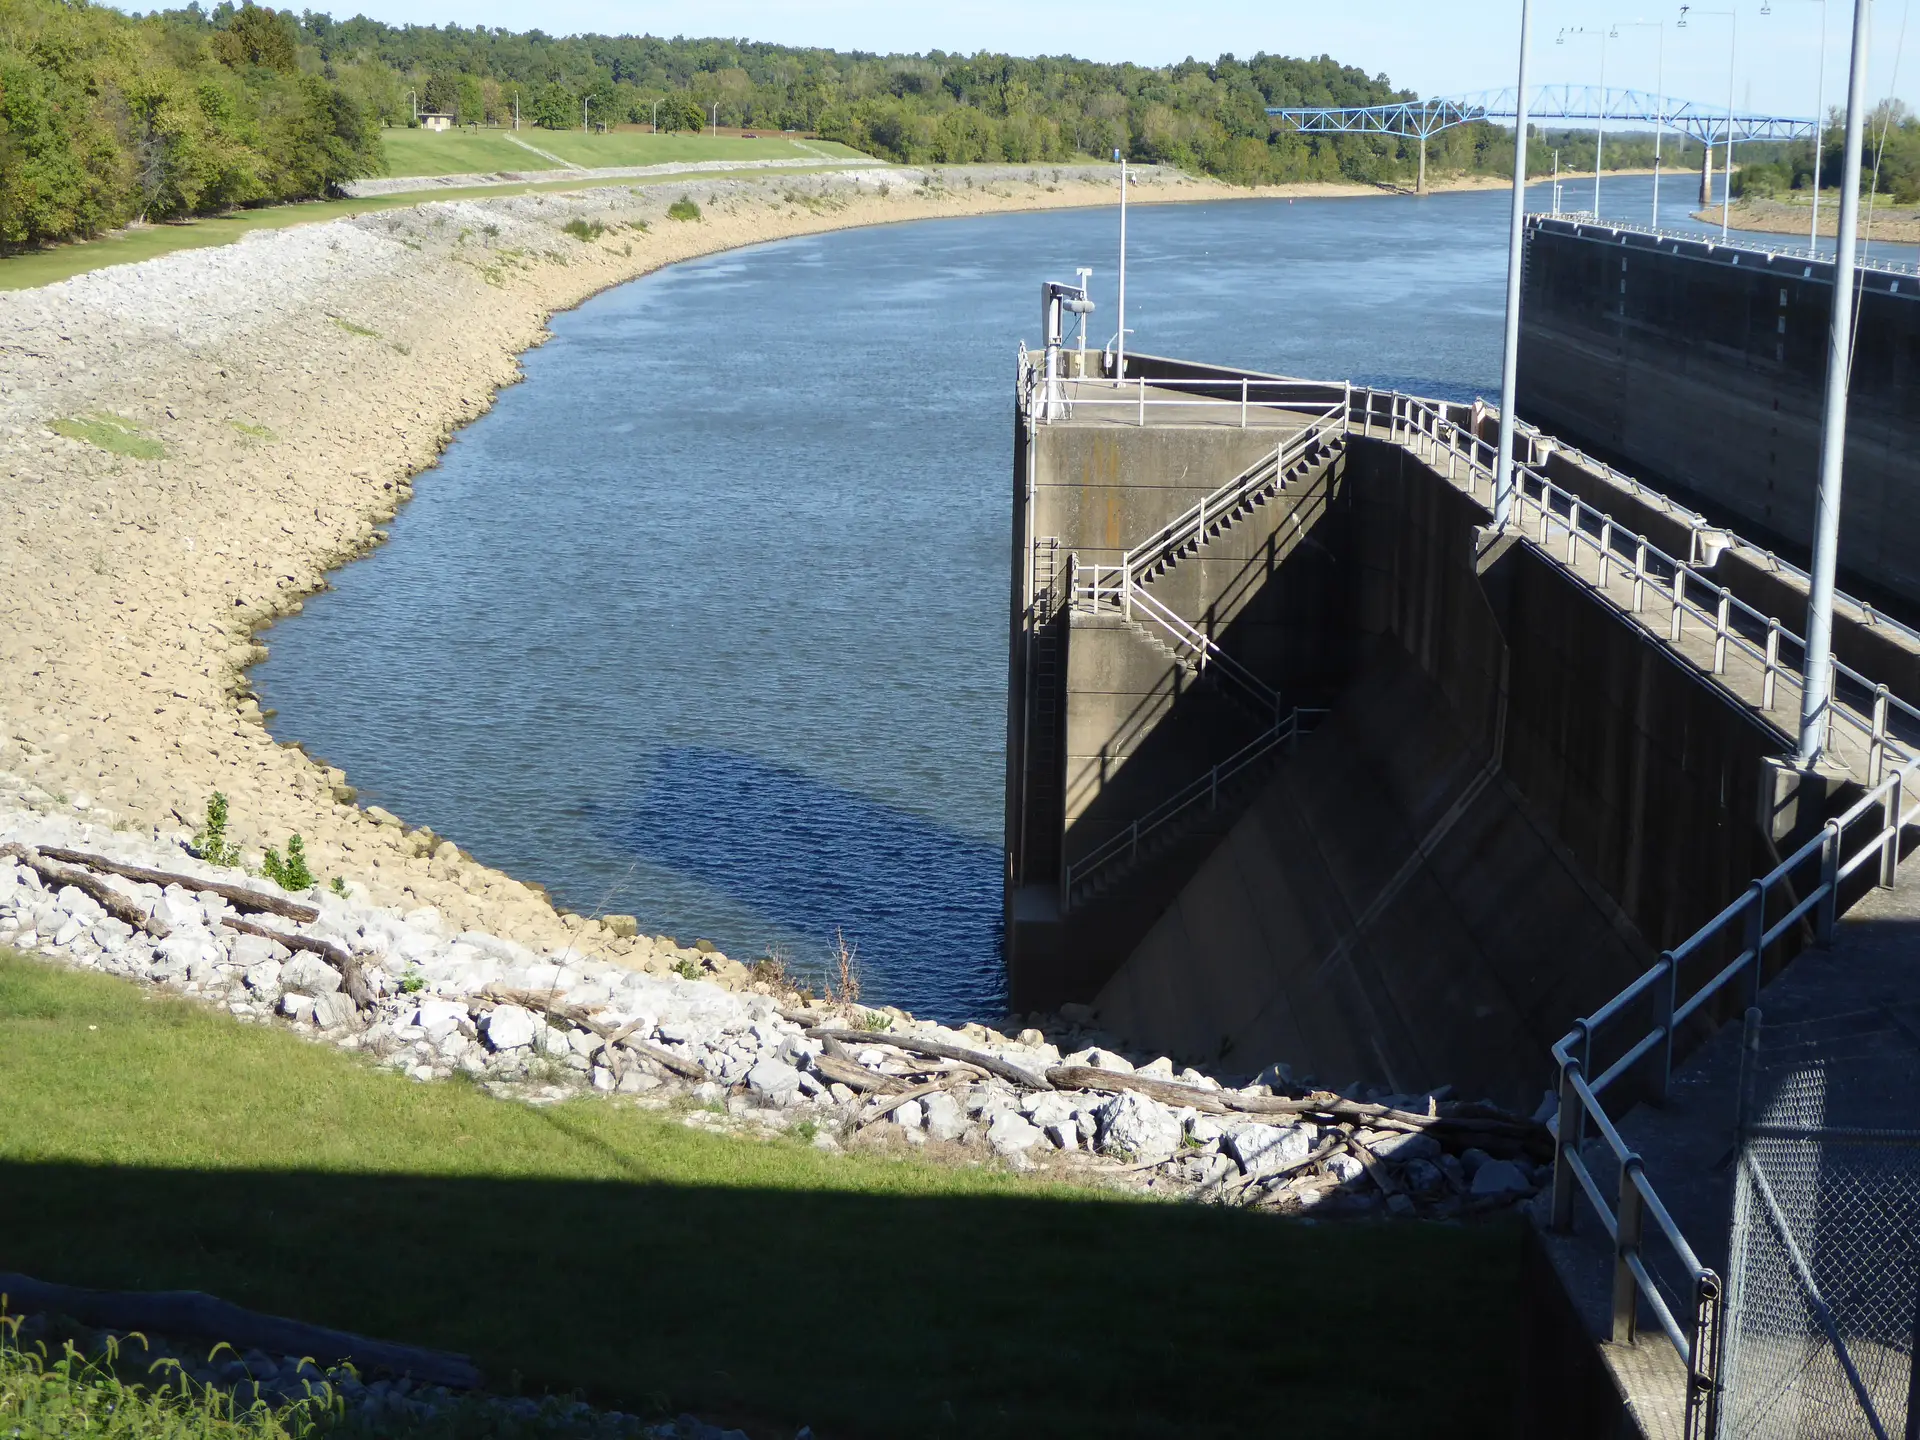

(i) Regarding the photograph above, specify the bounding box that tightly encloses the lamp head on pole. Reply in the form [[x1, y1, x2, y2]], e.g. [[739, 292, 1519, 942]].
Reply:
[[1678, 4, 1690, 26]]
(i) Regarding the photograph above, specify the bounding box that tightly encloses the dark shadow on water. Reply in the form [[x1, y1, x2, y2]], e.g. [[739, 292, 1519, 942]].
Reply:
[[598, 747, 1004, 1018], [0, 1159, 1520, 1440]]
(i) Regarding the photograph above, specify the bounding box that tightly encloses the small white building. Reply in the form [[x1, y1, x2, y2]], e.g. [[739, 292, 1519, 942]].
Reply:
[[419, 111, 454, 132]]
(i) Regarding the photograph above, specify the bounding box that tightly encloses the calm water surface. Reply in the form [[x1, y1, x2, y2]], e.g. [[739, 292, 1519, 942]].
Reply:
[[259, 174, 1895, 1022]]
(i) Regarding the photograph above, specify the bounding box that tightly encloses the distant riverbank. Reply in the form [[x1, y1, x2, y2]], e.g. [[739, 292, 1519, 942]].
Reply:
[[1695, 195, 1920, 246], [0, 162, 1317, 966]]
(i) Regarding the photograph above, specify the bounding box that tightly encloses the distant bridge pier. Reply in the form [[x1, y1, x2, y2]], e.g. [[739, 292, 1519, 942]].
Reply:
[[1417, 134, 1428, 195], [1700, 141, 1714, 205]]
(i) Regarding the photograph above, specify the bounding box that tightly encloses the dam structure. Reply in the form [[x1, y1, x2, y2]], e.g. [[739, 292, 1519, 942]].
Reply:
[[1516, 212, 1920, 610], [1003, 319, 1920, 1430]]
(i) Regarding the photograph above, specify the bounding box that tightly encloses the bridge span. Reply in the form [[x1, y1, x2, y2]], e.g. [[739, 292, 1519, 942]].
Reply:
[[1270, 84, 1815, 194]]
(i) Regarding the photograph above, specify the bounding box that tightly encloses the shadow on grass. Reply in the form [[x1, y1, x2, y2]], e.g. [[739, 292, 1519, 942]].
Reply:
[[0, 1158, 1520, 1440]]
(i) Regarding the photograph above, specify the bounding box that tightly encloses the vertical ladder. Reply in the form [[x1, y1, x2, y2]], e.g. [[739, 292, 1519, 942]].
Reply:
[[1023, 537, 1065, 882]]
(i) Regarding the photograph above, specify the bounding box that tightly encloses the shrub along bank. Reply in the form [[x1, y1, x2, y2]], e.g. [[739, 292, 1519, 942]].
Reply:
[[0, 0, 383, 247]]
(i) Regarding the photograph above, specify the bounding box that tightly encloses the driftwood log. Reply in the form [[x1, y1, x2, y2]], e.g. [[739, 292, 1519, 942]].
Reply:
[[0, 844, 170, 939], [856, 1079, 949, 1129], [483, 985, 712, 1083], [808, 1028, 1051, 1092], [0, 1271, 480, 1389], [811, 1049, 906, 1095], [220, 916, 373, 1012], [34, 846, 320, 923]]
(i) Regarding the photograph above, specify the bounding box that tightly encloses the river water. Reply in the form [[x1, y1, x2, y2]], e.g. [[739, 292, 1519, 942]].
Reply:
[[256, 173, 1909, 1022]]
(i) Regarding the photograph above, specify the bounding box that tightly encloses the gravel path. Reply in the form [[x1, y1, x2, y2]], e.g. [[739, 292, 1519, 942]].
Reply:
[[346, 153, 888, 197]]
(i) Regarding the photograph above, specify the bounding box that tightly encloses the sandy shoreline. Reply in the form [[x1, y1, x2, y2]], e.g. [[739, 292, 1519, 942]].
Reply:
[[0, 164, 1253, 969], [1693, 197, 1920, 247], [0, 159, 1529, 974]]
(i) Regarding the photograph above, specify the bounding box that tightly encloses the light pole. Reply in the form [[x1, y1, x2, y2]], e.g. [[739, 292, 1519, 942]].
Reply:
[[710, 101, 720, 131], [1556, 27, 1609, 216], [1762, 0, 1829, 250], [1679, 5, 1739, 239], [652, 99, 661, 134], [1611, 20, 1668, 226], [1798, 0, 1872, 765], [1116, 153, 1130, 378], [407, 89, 418, 123], [1495, 0, 1535, 529], [512, 90, 519, 131]]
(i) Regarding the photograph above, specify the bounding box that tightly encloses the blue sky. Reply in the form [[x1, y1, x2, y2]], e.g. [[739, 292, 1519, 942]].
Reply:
[[324, 0, 1918, 114]]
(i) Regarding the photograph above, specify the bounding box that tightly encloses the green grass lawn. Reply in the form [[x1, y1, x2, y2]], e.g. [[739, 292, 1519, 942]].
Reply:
[[0, 165, 854, 292], [380, 127, 869, 178], [0, 949, 1520, 1438]]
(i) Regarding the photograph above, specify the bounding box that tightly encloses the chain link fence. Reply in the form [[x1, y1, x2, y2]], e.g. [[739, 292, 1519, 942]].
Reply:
[[1720, 1059, 1920, 1439]]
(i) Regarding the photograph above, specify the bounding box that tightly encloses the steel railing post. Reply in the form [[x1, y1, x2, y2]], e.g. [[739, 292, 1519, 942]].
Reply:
[[1599, 519, 1613, 589], [1882, 769, 1904, 889], [1871, 684, 1889, 786], [1138, 375, 1146, 427], [1687, 1271, 1725, 1440], [1672, 566, 1689, 643], [1240, 377, 1248, 428], [1714, 592, 1731, 675], [1763, 622, 1781, 711], [1651, 951, 1677, 1103], [1817, 819, 1841, 945], [1634, 538, 1647, 614], [1743, 880, 1766, 1010], [1551, 1044, 1585, 1233], [1614, 1157, 1646, 1345]]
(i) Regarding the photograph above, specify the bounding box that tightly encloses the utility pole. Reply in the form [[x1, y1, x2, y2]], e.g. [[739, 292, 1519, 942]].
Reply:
[[1797, 0, 1872, 764], [1763, 0, 1830, 251], [1116, 154, 1129, 378], [407, 88, 417, 123], [1611, 20, 1666, 226], [652, 99, 661, 133], [710, 100, 719, 131], [512, 91, 519, 130], [1494, 0, 1535, 529]]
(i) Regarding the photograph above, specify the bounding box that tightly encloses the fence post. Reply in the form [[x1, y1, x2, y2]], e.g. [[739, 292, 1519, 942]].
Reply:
[[1614, 1158, 1647, 1345], [1240, 377, 1248, 428], [1871, 684, 1890, 787], [1137, 375, 1146, 427], [1714, 592, 1731, 675], [1651, 952, 1678, 1103], [1743, 880, 1767, 1011], [1634, 539, 1647, 614], [1817, 820, 1841, 945], [1599, 520, 1613, 589], [1883, 769, 1904, 890], [1672, 567, 1689, 643], [1764, 622, 1781, 711], [1551, 1045, 1585, 1233]]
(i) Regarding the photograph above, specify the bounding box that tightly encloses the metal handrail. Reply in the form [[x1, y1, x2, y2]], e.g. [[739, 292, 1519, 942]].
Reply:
[[1543, 764, 1917, 1425], [1072, 563, 1285, 720], [1532, 212, 1920, 280], [1121, 410, 1347, 581], [1064, 707, 1326, 896]]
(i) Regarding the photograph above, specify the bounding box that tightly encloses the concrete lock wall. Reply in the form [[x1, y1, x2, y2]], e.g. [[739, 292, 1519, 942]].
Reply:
[[1516, 216, 1920, 610], [1004, 404, 1349, 1005], [1080, 439, 1798, 1105]]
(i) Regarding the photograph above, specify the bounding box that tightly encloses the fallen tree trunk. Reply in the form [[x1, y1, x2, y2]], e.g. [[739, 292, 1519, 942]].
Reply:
[[856, 1080, 948, 1129], [0, 844, 169, 939], [808, 1028, 1051, 1092], [1046, 1065, 1234, 1115], [35, 846, 319, 923], [0, 1270, 480, 1389], [811, 1050, 906, 1094], [220, 916, 373, 1012], [483, 985, 711, 1083]]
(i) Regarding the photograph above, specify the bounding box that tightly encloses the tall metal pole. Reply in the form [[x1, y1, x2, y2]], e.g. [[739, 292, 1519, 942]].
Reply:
[[1811, 2, 1828, 250], [1723, 12, 1739, 239], [1797, 0, 1873, 765], [1595, 30, 1610, 217], [1653, 24, 1667, 226], [1116, 158, 1129, 378], [1495, 0, 1535, 529]]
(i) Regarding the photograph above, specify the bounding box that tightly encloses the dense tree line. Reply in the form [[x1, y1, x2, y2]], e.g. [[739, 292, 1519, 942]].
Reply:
[[280, 16, 1537, 186], [0, 0, 383, 246], [1734, 103, 1920, 205]]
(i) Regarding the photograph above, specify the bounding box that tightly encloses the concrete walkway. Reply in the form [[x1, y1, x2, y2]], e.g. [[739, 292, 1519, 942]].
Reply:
[[1530, 862, 1920, 1437]]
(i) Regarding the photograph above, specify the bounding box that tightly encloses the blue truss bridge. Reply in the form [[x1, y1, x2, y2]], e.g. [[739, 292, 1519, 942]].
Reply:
[[1271, 85, 1816, 192]]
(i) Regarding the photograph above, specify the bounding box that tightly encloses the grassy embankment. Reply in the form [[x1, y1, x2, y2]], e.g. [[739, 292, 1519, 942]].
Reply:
[[379, 128, 867, 177], [0, 948, 1520, 1439], [0, 164, 855, 292]]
